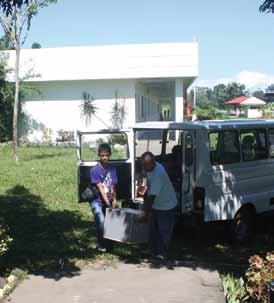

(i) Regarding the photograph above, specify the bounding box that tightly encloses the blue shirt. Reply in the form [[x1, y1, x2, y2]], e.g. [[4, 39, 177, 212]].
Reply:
[[147, 162, 178, 210], [90, 164, 118, 205]]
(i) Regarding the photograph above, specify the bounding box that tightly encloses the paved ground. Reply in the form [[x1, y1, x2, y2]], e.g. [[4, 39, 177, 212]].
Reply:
[[8, 263, 225, 303]]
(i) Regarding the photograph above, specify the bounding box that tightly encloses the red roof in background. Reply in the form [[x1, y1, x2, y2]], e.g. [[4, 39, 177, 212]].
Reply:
[[226, 96, 248, 105]]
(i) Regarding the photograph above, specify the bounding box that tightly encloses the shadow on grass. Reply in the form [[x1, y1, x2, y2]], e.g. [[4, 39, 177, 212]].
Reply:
[[0, 185, 96, 280]]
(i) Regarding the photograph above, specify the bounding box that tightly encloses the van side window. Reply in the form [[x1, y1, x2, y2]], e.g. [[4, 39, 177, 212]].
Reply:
[[209, 131, 240, 165], [240, 129, 268, 161], [269, 129, 274, 158]]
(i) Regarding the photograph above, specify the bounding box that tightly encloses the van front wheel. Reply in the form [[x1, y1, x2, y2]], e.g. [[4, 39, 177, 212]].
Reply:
[[230, 208, 256, 243]]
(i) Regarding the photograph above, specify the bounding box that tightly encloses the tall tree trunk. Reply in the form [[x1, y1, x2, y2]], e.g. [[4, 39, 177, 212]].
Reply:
[[13, 44, 20, 161]]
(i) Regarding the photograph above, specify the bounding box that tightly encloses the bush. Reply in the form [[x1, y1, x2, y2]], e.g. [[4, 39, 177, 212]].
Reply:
[[109, 133, 127, 146], [0, 225, 12, 256], [222, 274, 249, 303], [194, 105, 230, 121], [245, 253, 274, 303]]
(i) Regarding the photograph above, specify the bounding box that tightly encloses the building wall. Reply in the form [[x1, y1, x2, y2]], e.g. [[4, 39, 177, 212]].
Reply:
[[22, 79, 136, 142]]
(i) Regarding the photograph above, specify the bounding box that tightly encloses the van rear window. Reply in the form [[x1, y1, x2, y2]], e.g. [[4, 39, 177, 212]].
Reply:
[[80, 133, 129, 161], [209, 131, 240, 165]]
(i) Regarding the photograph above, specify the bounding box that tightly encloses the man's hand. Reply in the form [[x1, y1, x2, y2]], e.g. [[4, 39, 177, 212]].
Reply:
[[105, 200, 111, 208], [112, 199, 119, 208], [96, 183, 111, 207], [137, 185, 147, 197], [135, 211, 150, 223]]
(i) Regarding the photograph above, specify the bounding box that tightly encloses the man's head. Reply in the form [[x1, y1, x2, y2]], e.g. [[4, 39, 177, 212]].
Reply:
[[98, 143, 112, 165], [141, 151, 156, 172]]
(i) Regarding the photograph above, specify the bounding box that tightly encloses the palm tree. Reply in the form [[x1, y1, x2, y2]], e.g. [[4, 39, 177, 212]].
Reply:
[[80, 91, 109, 128], [111, 90, 126, 129]]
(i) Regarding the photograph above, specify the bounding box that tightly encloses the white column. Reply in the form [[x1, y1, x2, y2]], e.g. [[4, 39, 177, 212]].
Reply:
[[175, 78, 184, 122]]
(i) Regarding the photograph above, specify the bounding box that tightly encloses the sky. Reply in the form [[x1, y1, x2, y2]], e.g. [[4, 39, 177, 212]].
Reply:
[[1, 0, 274, 90]]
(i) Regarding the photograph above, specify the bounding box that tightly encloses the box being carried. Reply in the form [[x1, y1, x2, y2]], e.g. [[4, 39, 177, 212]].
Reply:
[[104, 208, 149, 244]]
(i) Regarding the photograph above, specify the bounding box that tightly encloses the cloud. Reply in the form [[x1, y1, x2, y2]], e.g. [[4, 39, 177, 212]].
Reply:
[[236, 71, 274, 89], [197, 71, 274, 91]]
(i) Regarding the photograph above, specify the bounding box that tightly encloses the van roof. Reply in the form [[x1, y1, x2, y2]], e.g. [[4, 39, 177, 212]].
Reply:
[[132, 119, 274, 130]]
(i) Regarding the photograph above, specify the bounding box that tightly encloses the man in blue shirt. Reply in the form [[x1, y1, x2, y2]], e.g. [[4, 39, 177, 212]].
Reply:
[[138, 151, 177, 260], [90, 143, 118, 252]]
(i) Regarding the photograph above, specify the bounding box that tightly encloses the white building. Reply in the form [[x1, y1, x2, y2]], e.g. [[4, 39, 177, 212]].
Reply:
[[6, 42, 198, 142]]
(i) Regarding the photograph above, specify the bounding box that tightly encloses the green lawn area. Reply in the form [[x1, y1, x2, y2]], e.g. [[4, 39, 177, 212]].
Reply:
[[0, 146, 145, 274], [0, 146, 273, 278]]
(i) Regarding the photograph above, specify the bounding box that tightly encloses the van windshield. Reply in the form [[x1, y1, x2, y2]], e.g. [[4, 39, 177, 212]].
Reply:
[[80, 132, 129, 161]]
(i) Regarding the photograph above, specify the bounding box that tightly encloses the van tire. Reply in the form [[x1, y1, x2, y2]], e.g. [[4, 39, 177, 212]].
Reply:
[[230, 207, 256, 244]]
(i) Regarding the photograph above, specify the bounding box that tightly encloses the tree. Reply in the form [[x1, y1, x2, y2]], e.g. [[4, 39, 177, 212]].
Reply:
[[266, 84, 274, 92], [191, 82, 248, 119], [260, 0, 274, 13], [0, 33, 13, 50], [111, 90, 126, 129], [31, 41, 41, 48], [264, 84, 274, 102], [80, 92, 97, 126], [212, 84, 227, 109], [188, 87, 217, 110], [211, 82, 247, 109], [80, 91, 109, 128], [0, 0, 30, 16], [0, 54, 14, 142], [192, 83, 247, 110], [0, 0, 57, 160], [252, 90, 265, 100], [226, 82, 247, 100]]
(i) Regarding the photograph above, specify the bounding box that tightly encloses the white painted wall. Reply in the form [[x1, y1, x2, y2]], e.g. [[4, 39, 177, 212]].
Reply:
[[23, 79, 136, 142], [247, 108, 263, 119], [175, 79, 184, 122]]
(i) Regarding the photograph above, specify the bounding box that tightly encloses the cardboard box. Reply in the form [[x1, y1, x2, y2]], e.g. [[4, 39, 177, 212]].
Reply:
[[104, 208, 149, 243]]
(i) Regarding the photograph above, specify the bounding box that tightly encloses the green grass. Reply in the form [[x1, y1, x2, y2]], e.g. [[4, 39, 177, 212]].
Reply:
[[0, 146, 145, 274], [0, 146, 273, 277]]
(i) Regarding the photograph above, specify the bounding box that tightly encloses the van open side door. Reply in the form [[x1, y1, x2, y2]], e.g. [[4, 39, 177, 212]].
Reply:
[[76, 130, 134, 203]]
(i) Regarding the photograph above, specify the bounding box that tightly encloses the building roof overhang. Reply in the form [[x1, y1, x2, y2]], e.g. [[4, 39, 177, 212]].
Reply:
[[4, 42, 199, 83]]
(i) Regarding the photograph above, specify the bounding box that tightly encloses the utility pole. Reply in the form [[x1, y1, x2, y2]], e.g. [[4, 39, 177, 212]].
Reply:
[[193, 85, 196, 110]]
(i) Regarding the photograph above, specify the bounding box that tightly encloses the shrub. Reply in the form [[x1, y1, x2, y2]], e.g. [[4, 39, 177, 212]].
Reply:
[[194, 107, 230, 120], [109, 133, 127, 146], [0, 225, 12, 256], [222, 274, 249, 303], [194, 108, 213, 120], [245, 253, 274, 303]]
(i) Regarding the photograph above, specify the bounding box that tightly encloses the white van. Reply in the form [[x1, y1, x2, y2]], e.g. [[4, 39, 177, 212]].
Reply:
[[77, 119, 274, 241]]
